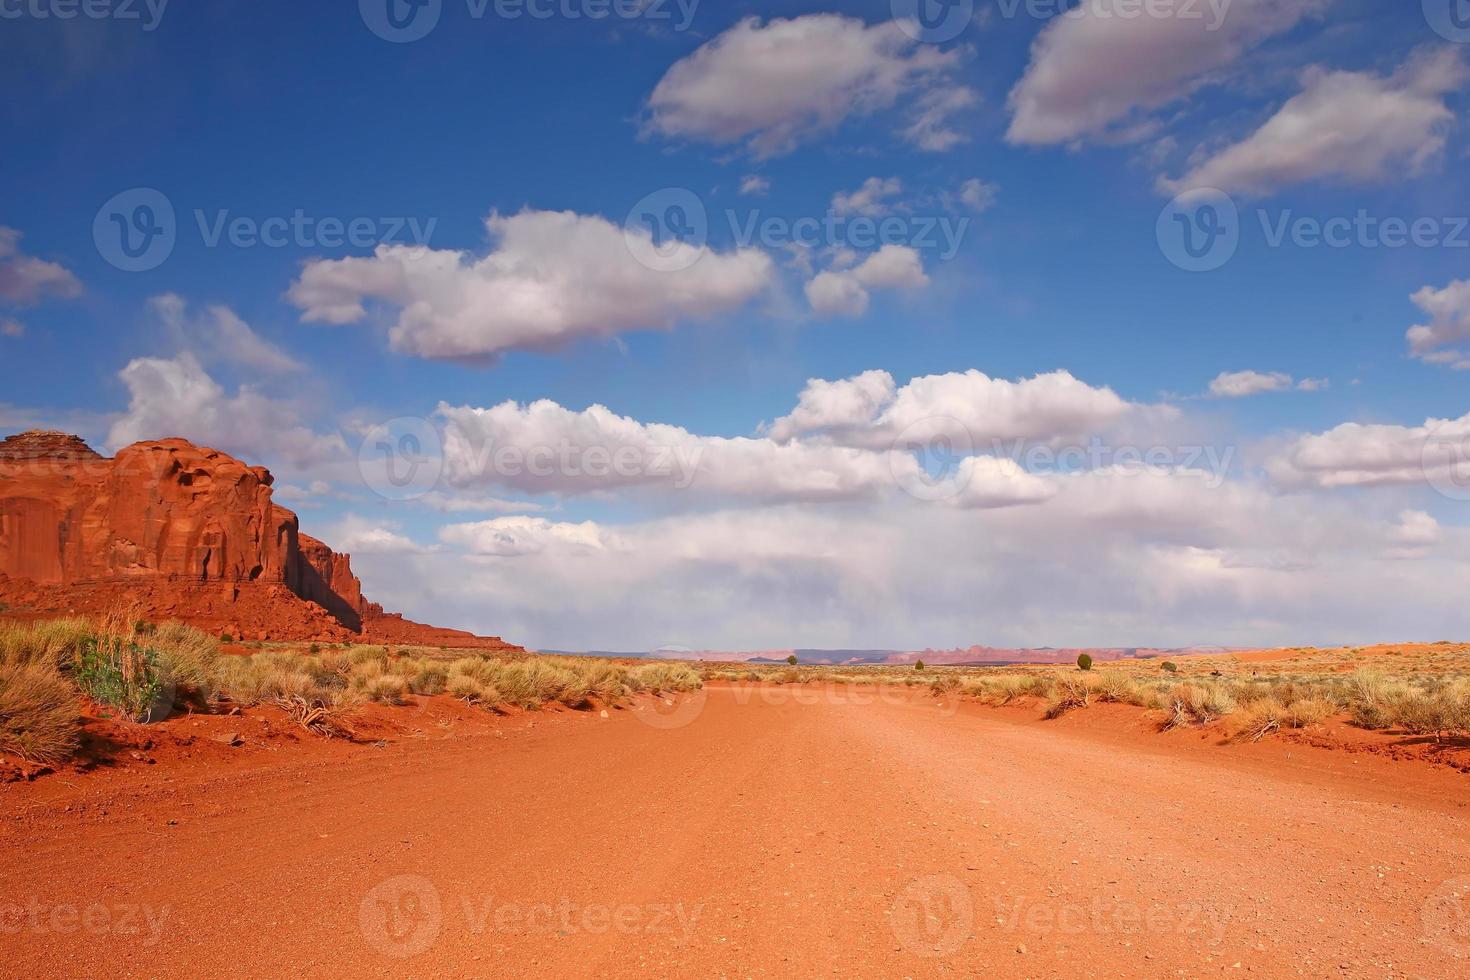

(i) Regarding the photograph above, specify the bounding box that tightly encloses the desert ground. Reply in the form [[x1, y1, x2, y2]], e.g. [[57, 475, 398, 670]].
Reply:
[[3, 630, 1470, 978]]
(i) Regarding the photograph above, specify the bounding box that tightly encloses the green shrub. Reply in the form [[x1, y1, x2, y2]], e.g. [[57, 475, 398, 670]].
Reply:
[[787, 654, 798, 666], [74, 637, 169, 722], [1077, 653, 1093, 671], [1161, 661, 1178, 673]]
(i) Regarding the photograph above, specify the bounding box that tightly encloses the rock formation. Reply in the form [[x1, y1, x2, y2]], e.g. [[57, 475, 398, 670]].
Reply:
[[0, 431, 517, 649]]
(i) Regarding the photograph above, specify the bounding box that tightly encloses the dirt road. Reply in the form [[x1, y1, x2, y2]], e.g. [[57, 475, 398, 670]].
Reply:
[[3, 686, 1468, 977]]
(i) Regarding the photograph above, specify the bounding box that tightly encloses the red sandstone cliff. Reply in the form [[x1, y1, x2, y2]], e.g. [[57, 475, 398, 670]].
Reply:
[[0, 431, 518, 649]]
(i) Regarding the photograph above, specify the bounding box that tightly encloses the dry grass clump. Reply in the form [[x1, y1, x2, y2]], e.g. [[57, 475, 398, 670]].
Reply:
[[1163, 683, 1237, 729], [0, 665, 80, 762], [1044, 675, 1097, 719], [365, 674, 412, 705], [275, 691, 361, 739]]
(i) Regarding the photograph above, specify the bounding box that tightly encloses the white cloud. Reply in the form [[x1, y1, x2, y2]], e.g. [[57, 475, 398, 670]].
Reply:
[[769, 368, 1143, 448], [440, 516, 613, 558], [1006, 0, 1327, 146], [106, 353, 349, 475], [831, 177, 904, 217], [436, 398, 911, 504], [804, 244, 928, 317], [0, 318, 24, 338], [958, 178, 999, 213], [288, 209, 774, 362], [353, 463, 1470, 653], [1208, 371, 1329, 397], [739, 175, 771, 196], [1162, 47, 1469, 196], [644, 15, 969, 158], [1267, 411, 1470, 490], [323, 515, 434, 555], [900, 84, 979, 152], [1407, 277, 1470, 369], [1208, 370, 1293, 398], [148, 293, 303, 374], [0, 226, 81, 305]]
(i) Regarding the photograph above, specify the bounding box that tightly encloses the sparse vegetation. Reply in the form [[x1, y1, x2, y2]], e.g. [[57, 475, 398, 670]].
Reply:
[[0, 614, 706, 766]]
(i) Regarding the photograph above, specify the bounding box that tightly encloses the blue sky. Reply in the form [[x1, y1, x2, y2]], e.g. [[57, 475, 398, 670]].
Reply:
[[4, 0, 1470, 651]]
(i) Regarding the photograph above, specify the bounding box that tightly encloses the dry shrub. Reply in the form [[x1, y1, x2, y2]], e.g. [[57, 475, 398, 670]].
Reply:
[[1284, 697, 1336, 728], [409, 664, 448, 697], [275, 691, 361, 739], [0, 619, 93, 671], [1045, 675, 1096, 719], [366, 674, 411, 705], [1164, 683, 1236, 729], [0, 665, 80, 762]]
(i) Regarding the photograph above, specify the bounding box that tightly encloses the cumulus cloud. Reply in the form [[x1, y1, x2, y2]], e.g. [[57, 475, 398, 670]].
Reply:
[[350, 461, 1470, 652], [1406, 278, 1470, 369], [149, 293, 303, 374], [831, 177, 904, 217], [1267, 411, 1470, 490], [804, 245, 928, 317], [0, 226, 81, 305], [644, 15, 970, 157], [288, 209, 774, 362], [435, 398, 911, 504], [768, 368, 1142, 448], [957, 178, 999, 213], [1162, 47, 1469, 196], [323, 515, 434, 555], [106, 353, 349, 475], [739, 175, 771, 196], [440, 517, 613, 558], [1, 318, 24, 339], [1006, 0, 1327, 146]]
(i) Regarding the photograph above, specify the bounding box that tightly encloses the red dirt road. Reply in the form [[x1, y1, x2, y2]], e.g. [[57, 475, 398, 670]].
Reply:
[[3, 686, 1469, 977]]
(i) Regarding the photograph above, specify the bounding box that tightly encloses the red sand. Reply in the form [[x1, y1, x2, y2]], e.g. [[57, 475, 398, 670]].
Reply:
[[3, 686, 1468, 977]]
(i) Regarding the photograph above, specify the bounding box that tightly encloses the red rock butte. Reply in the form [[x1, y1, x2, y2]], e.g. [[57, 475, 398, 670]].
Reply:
[[0, 431, 519, 649]]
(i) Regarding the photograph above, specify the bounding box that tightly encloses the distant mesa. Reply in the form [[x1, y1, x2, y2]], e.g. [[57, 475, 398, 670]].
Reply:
[[0, 431, 519, 650]]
